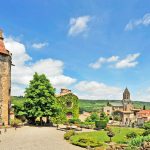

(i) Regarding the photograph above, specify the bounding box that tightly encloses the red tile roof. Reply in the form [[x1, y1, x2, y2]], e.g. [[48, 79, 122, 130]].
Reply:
[[137, 110, 150, 114], [0, 30, 10, 55]]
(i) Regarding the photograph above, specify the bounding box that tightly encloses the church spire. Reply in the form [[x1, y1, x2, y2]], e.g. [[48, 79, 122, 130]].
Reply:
[[123, 87, 130, 100]]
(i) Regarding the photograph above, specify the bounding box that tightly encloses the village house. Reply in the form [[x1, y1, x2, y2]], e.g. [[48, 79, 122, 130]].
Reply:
[[137, 110, 150, 125], [57, 88, 79, 120]]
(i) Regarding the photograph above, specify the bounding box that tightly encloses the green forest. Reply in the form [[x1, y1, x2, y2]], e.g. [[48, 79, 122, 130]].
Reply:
[[12, 96, 150, 113]]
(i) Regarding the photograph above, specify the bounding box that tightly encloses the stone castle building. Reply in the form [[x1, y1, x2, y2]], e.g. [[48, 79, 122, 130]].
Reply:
[[0, 30, 12, 126]]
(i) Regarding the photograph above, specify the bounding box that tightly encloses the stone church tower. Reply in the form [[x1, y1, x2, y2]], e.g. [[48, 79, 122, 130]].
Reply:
[[122, 88, 133, 111], [0, 30, 12, 126]]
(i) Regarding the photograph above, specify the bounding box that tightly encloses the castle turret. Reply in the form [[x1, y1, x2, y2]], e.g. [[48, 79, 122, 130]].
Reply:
[[0, 30, 12, 126]]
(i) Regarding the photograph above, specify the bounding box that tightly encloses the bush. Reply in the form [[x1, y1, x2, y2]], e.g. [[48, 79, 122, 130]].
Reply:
[[129, 135, 150, 147], [85, 112, 100, 122], [143, 121, 150, 130], [68, 118, 81, 124], [64, 130, 75, 140], [79, 121, 95, 129], [126, 132, 137, 139], [95, 120, 108, 129], [10, 118, 22, 127], [71, 136, 103, 148], [142, 129, 150, 136]]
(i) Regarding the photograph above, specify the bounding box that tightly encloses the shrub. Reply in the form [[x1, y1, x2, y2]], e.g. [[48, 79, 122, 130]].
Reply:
[[143, 121, 150, 130], [142, 129, 150, 136], [68, 118, 81, 124], [95, 120, 108, 129], [64, 130, 75, 140], [71, 136, 103, 148], [10, 118, 22, 127], [85, 112, 99, 122], [114, 115, 122, 121], [129, 135, 150, 147], [79, 121, 95, 129], [126, 132, 137, 139]]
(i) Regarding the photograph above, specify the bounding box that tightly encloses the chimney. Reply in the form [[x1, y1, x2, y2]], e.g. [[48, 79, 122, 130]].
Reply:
[[60, 88, 71, 94]]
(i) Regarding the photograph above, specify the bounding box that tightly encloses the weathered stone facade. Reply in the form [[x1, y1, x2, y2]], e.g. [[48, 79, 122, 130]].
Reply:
[[0, 30, 12, 126], [103, 88, 140, 125]]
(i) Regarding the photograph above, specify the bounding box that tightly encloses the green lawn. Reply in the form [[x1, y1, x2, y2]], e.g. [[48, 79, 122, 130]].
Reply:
[[70, 127, 144, 145]]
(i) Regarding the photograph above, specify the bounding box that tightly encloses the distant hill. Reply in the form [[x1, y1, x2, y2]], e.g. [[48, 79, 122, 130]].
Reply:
[[79, 99, 150, 112], [11, 96, 150, 113]]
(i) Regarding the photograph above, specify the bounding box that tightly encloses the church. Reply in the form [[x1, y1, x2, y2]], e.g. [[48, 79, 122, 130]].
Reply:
[[0, 30, 12, 126], [103, 88, 140, 125]]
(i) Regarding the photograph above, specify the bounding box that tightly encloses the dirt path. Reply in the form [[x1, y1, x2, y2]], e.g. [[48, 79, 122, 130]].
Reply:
[[0, 126, 84, 150]]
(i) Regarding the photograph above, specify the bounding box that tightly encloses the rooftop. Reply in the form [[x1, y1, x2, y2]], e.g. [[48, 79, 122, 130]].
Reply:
[[137, 110, 150, 114], [0, 30, 10, 56]]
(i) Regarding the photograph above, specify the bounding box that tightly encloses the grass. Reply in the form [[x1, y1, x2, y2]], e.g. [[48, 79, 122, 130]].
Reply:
[[70, 127, 144, 145]]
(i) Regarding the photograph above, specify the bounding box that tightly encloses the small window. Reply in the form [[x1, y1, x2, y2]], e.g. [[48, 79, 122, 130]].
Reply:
[[66, 102, 72, 108]]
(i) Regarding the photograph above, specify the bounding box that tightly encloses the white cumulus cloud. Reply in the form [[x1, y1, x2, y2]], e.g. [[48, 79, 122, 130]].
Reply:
[[125, 13, 150, 31], [32, 42, 48, 49], [74, 81, 122, 100], [89, 54, 140, 69], [89, 56, 119, 69], [115, 53, 140, 69], [4, 37, 76, 96], [68, 16, 91, 36]]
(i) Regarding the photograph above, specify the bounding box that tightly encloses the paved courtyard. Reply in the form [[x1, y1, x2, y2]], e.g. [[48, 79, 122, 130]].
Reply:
[[0, 126, 84, 150]]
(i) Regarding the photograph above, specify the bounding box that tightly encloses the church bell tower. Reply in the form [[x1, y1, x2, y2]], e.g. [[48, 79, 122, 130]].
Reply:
[[122, 87, 133, 111]]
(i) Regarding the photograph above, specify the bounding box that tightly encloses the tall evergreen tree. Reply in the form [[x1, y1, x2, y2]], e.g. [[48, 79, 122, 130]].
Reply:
[[24, 72, 59, 125]]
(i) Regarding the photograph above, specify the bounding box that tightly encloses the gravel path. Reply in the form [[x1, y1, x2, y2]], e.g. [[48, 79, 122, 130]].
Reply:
[[0, 126, 85, 150]]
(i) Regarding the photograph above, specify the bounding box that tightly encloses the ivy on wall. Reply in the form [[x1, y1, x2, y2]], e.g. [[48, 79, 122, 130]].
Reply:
[[57, 93, 79, 120]]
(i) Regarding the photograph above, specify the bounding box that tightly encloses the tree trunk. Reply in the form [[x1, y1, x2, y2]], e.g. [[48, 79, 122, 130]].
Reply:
[[46, 116, 50, 124], [40, 117, 42, 126]]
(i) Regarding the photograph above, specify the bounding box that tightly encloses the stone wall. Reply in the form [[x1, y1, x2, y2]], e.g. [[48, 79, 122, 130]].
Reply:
[[0, 54, 11, 126]]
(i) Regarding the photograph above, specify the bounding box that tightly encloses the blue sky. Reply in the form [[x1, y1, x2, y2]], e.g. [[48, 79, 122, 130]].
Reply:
[[1, 0, 150, 101]]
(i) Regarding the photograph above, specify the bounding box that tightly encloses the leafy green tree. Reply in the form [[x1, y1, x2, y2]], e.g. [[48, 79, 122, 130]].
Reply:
[[24, 72, 59, 125], [100, 112, 109, 122], [85, 112, 99, 122]]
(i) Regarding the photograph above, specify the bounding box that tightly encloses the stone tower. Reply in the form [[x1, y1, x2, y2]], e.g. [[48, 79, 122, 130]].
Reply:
[[123, 87, 130, 100], [0, 30, 12, 126], [122, 88, 133, 111]]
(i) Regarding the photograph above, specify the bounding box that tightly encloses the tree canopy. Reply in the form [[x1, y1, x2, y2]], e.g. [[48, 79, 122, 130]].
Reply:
[[24, 72, 59, 124]]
